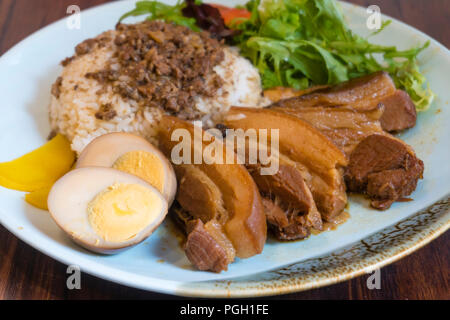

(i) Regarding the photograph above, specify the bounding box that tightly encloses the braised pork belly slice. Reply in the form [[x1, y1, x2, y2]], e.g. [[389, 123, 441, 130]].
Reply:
[[271, 90, 422, 210], [172, 207, 235, 273], [379, 90, 417, 132], [248, 162, 323, 240], [184, 219, 236, 273], [345, 134, 424, 210], [217, 127, 324, 240], [271, 104, 386, 155], [270, 71, 396, 111], [263, 84, 330, 102], [262, 198, 312, 240], [176, 164, 228, 225], [223, 107, 348, 224], [157, 116, 267, 272], [269, 72, 417, 134]]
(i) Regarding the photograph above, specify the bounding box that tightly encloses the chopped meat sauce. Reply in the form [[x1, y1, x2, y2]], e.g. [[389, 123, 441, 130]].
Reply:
[[95, 103, 117, 121], [75, 38, 97, 55], [51, 76, 63, 98], [82, 21, 225, 120], [74, 35, 111, 56], [60, 56, 75, 67]]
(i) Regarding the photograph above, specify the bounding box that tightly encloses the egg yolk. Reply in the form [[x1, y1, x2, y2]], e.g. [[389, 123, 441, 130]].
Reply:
[[112, 151, 164, 194], [87, 183, 162, 243]]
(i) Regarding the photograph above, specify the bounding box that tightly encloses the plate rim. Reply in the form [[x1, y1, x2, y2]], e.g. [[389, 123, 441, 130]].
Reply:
[[0, 0, 449, 297], [175, 195, 450, 298]]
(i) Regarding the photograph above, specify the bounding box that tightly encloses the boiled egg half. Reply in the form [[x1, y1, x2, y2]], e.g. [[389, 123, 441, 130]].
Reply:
[[48, 167, 168, 253], [76, 132, 177, 205]]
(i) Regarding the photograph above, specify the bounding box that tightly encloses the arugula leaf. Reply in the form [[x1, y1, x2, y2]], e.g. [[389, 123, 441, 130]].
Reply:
[[119, 1, 198, 30], [233, 0, 434, 111]]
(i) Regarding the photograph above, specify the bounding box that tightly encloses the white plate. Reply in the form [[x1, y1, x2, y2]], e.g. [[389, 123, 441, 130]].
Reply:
[[0, 0, 449, 296]]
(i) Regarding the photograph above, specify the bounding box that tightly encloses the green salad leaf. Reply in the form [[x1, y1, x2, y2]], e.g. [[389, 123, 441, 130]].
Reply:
[[119, 0, 199, 30], [232, 0, 434, 111]]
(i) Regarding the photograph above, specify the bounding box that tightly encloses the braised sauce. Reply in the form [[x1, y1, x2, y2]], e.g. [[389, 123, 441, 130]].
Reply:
[[311, 211, 350, 234]]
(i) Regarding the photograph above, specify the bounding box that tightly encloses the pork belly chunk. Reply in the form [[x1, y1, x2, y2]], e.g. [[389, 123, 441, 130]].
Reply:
[[184, 219, 230, 273], [345, 134, 424, 210], [249, 163, 323, 240], [379, 90, 417, 132]]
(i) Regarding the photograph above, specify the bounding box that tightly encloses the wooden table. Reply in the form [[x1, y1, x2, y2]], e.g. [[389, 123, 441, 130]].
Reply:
[[0, 0, 448, 300]]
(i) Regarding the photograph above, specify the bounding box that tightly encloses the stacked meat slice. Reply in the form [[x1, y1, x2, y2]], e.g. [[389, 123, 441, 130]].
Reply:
[[270, 71, 418, 151], [266, 71, 424, 212], [157, 116, 267, 272], [157, 72, 424, 272], [223, 107, 348, 240], [248, 162, 323, 240], [220, 71, 424, 242]]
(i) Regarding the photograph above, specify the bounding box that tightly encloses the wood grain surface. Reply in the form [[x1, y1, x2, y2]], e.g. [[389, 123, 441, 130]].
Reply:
[[0, 0, 449, 300]]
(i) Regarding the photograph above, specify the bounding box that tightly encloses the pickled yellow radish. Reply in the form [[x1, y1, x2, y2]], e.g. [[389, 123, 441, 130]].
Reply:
[[25, 186, 52, 210], [0, 134, 75, 192]]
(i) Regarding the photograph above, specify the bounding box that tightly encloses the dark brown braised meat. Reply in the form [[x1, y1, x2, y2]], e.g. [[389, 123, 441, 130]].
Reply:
[[157, 116, 267, 272], [271, 104, 385, 155], [263, 72, 424, 211], [269, 72, 419, 159], [271, 71, 397, 111], [184, 219, 232, 273], [84, 21, 224, 119], [345, 134, 424, 210], [172, 207, 234, 273], [262, 198, 310, 240], [223, 107, 348, 223], [223, 107, 349, 240], [248, 163, 323, 240], [379, 90, 417, 132], [249, 164, 314, 213]]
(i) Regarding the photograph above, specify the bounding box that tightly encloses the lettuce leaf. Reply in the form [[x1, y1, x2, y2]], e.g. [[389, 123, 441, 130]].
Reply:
[[119, 1, 199, 30], [232, 0, 434, 111]]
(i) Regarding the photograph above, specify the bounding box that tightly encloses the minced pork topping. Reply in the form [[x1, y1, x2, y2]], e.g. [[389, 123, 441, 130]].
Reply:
[[59, 21, 226, 120]]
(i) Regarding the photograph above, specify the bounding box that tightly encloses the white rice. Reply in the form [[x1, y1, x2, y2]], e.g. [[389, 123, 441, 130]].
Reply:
[[49, 30, 268, 154]]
